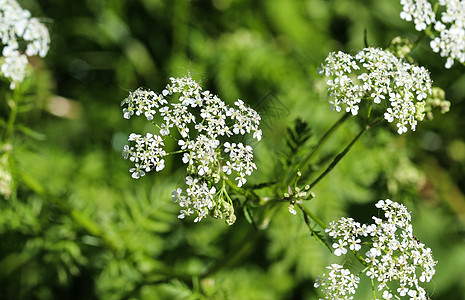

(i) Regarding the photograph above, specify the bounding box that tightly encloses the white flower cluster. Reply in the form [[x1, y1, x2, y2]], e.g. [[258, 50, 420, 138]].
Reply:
[[319, 199, 437, 300], [400, 0, 436, 31], [283, 183, 312, 215], [171, 177, 219, 223], [0, 0, 50, 89], [319, 48, 432, 134], [314, 264, 360, 300], [400, 0, 465, 68], [122, 133, 166, 179], [122, 75, 261, 223]]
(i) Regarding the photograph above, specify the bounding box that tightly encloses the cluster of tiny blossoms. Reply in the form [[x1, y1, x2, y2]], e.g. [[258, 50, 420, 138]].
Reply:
[[316, 199, 436, 300], [400, 0, 436, 31], [400, 0, 465, 68], [122, 75, 261, 224], [284, 171, 314, 215], [319, 47, 432, 134], [0, 0, 50, 89], [314, 264, 360, 300]]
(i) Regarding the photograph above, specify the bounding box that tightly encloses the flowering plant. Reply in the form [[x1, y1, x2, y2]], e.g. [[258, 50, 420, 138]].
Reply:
[[122, 76, 261, 223], [2, 0, 465, 298], [1, 0, 50, 199], [119, 2, 454, 296], [401, 0, 465, 68], [319, 47, 432, 134], [0, 0, 50, 89], [317, 200, 437, 300]]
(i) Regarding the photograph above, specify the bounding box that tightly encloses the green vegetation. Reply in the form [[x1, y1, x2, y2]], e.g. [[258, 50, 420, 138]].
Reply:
[[1, 0, 465, 299]]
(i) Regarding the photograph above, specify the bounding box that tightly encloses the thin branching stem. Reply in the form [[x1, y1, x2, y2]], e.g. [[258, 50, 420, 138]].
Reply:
[[224, 176, 260, 203], [351, 249, 369, 267], [298, 203, 327, 229], [308, 118, 382, 190], [3, 87, 21, 142], [371, 277, 377, 299], [298, 203, 333, 252], [298, 112, 351, 179]]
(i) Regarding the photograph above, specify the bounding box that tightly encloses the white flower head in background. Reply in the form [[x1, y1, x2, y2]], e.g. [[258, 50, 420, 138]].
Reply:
[[400, 0, 465, 68], [400, 0, 436, 31], [317, 199, 437, 300], [121, 75, 261, 224], [319, 47, 432, 134], [314, 264, 360, 300], [0, 0, 50, 89]]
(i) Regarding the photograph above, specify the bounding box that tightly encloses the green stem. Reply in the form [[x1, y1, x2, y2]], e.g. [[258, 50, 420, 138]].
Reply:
[[351, 249, 368, 267], [3, 87, 21, 142], [371, 277, 377, 299], [221, 180, 233, 206], [298, 112, 351, 178], [224, 176, 260, 203], [432, 0, 439, 16], [367, 101, 373, 119], [298, 203, 327, 229], [299, 204, 333, 252], [166, 148, 187, 156], [308, 118, 382, 190]]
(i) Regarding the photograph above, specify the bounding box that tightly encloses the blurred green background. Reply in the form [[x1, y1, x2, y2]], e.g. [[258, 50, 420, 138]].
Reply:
[[1, 0, 465, 299]]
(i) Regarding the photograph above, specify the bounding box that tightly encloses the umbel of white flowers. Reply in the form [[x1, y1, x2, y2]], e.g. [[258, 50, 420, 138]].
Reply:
[[400, 0, 465, 68], [121, 75, 261, 224], [315, 199, 437, 300], [319, 47, 432, 134], [0, 0, 50, 89]]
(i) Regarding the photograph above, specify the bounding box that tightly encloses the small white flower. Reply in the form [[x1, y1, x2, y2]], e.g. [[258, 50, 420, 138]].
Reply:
[[130, 165, 145, 179], [382, 290, 393, 299], [333, 239, 348, 256], [171, 188, 182, 202], [398, 286, 409, 297], [288, 204, 297, 215], [348, 237, 362, 251]]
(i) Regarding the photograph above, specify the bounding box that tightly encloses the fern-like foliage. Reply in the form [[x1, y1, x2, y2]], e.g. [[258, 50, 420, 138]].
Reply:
[[277, 118, 313, 188]]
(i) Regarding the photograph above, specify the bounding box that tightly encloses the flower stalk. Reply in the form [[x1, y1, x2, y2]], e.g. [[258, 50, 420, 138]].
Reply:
[[309, 118, 382, 190], [291, 112, 351, 185]]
